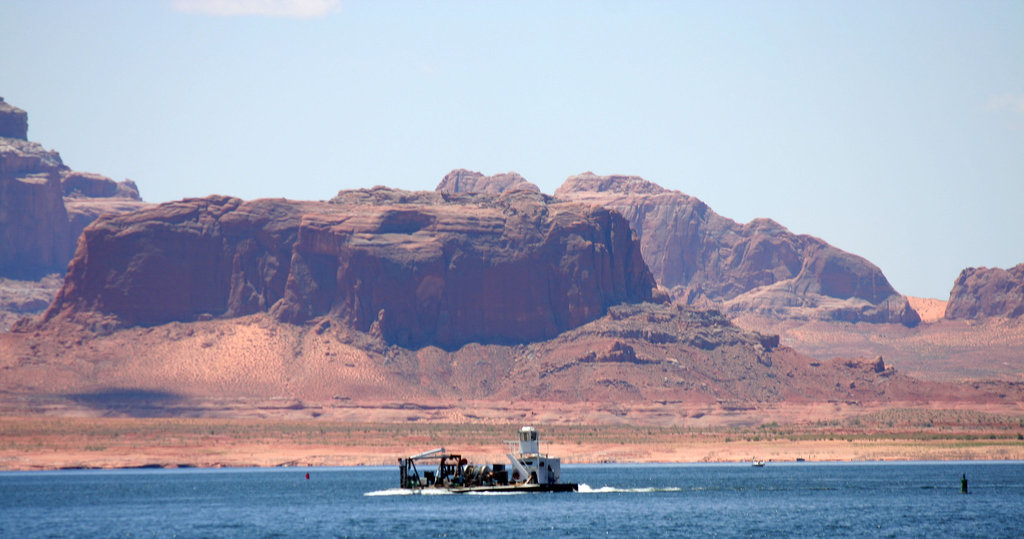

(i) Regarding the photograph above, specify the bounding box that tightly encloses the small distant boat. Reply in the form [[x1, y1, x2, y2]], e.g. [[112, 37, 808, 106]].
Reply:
[[397, 426, 578, 493], [752, 458, 766, 467]]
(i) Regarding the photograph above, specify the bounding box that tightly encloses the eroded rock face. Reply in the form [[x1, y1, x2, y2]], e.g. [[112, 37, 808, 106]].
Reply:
[[0, 134, 72, 279], [44, 188, 654, 349], [0, 97, 28, 140], [435, 169, 540, 195], [555, 172, 920, 326], [45, 196, 300, 328], [945, 264, 1024, 320], [0, 98, 147, 280]]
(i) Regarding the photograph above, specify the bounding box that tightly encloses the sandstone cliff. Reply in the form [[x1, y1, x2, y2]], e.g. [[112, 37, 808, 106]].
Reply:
[[555, 172, 920, 326], [0, 100, 71, 279], [42, 188, 654, 349], [0, 98, 148, 280], [945, 263, 1024, 320]]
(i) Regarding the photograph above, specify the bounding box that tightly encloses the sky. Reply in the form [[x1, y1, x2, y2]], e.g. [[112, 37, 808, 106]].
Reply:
[[1, 0, 1022, 300]]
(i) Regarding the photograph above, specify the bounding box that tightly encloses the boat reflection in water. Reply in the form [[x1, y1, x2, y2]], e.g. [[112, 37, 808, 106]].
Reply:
[[398, 426, 578, 493]]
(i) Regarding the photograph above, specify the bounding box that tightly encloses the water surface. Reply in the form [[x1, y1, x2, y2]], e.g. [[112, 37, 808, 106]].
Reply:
[[2, 462, 1021, 537]]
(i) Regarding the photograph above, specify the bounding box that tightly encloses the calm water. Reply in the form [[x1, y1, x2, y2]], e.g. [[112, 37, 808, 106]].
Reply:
[[2, 462, 1023, 538]]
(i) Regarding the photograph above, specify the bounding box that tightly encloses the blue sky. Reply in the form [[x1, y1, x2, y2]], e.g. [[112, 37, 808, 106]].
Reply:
[[2, 0, 1022, 300]]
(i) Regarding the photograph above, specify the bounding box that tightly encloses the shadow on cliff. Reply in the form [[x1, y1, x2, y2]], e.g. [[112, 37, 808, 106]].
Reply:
[[65, 388, 187, 417]]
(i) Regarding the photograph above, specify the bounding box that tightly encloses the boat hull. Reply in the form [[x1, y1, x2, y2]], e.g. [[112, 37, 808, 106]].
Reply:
[[407, 483, 579, 494]]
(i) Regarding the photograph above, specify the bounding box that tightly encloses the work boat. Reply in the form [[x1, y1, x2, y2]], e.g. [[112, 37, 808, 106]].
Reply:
[[398, 426, 578, 493]]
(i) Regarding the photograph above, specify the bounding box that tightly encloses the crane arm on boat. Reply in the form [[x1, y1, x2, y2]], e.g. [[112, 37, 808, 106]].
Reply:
[[409, 447, 446, 460]]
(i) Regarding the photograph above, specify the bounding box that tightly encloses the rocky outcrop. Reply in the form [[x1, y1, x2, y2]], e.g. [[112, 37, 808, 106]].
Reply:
[[43, 188, 654, 349], [435, 169, 540, 195], [945, 264, 1024, 320], [62, 171, 141, 200], [0, 133, 72, 279], [0, 97, 28, 140], [0, 98, 148, 280], [555, 173, 920, 326]]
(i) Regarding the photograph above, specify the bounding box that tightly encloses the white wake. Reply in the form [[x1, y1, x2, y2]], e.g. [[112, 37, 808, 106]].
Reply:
[[364, 488, 453, 496], [366, 484, 682, 496], [576, 483, 682, 494]]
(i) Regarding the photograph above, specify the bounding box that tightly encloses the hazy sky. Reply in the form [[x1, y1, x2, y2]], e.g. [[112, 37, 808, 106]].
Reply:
[[2, 0, 1022, 300]]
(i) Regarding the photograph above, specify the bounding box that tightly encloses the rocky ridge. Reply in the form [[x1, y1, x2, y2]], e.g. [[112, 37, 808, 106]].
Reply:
[[554, 172, 920, 326]]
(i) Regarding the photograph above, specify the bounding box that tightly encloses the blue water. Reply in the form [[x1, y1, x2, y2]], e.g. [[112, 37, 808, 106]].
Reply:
[[2, 462, 1022, 538]]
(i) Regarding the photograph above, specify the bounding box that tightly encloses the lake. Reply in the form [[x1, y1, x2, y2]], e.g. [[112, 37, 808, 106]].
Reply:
[[2, 462, 1022, 537]]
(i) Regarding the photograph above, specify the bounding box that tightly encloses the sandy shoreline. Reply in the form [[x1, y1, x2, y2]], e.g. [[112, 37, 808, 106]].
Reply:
[[3, 413, 1023, 471], [5, 442, 1022, 472]]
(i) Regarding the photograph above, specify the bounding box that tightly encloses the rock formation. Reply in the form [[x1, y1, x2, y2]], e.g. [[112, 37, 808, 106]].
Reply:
[[435, 169, 540, 195], [42, 188, 654, 349], [62, 171, 141, 200], [0, 97, 28, 140], [0, 98, 72, 279], [0, 97, 149, 281], [61, 171, 148, 246], [555, 172, 920, 326], [43, 196, 293, 330], [945, 263, 1024, 319]]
